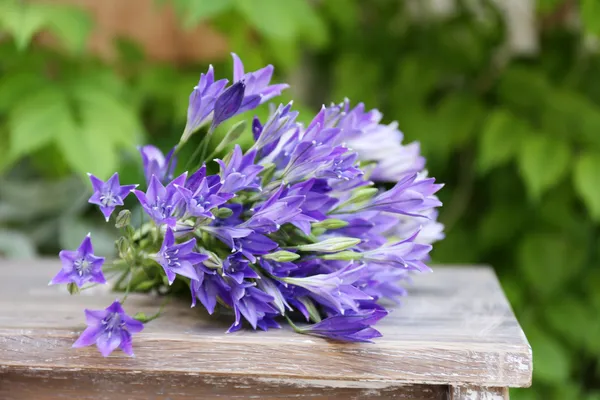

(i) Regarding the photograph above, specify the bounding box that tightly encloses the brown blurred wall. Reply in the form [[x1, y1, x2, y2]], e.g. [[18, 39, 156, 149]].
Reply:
[[37, 0, 229, 62]]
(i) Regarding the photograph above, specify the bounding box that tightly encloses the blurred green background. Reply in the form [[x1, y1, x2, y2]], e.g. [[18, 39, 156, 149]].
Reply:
[[0, 0, 599, 397]]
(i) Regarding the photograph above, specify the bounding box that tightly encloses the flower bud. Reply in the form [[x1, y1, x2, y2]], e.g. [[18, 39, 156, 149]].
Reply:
[[115, 209, 131, 229], [212, 81, 245, 129], [203, 250, 223, 269], [213, 207, 234, 219], [116, 236, 130, 259], [311, 219, 349, 230], [347, 187, 378, 205], [263, 250, 300, 262], [296, 237, 361, 253], [321, 251, 363, 261]]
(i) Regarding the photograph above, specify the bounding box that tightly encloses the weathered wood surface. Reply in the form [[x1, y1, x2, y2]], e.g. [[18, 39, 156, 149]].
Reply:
[[0, 260, 531, 394]]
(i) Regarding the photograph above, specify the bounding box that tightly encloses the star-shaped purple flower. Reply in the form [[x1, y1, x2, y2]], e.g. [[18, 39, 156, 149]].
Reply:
[[88, 173, 137, 222], [155, 228, 207, 285], [231, 53, 289, 114], [72, 300, 144, 357], [50, 234, 106, 287]]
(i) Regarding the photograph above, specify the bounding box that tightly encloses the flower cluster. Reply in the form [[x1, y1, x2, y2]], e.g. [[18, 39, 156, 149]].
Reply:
[[52, 54, 443, 357]]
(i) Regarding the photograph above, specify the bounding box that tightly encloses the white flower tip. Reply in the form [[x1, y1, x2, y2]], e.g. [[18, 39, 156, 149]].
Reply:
[[86, 172, 92, 177], [47, 280, 53, 286], [86, 232, 92, 237]]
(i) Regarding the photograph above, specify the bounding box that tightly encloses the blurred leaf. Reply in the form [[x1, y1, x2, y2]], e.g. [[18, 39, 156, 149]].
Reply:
[[0, 230, 36, 259], [39, 4, 93, 53], [284, 0, 328, 47], [582, 0, 600, 36], [8, 87, 67, 160], [517, 134, 571, 201], [518, 233, 585, 298], [0, 71, 47, 111], [537, 0, 563, 13], [181, 0, 233, 28], [573, 151, 600, 221], [477, 109, 523, 174], [332, 53, 380, 106], [478, 204, 524, 250], [235, 0, 299, 41], [545, 296, 600, 354], [527, 325, 571, 384], [0, 1, 47, 50], [498, 67, 550, 113]]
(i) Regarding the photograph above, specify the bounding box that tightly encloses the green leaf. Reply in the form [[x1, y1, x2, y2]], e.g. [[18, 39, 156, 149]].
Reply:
[[573, 152, 600, 221], [526, 325, 571, 384], [8, 87, 68, 159], [518, 233, 585, 298], [0, 2, 47, 50], [0, 71, 47, 111], [39, 4, 93, 53], [477, 109, 523, 174], [182, 0, 233, 28], [545, 296, 600, 354], [582, 0, 600, 36], [235, 0, 299, 41], [517, 134, 571, 201]]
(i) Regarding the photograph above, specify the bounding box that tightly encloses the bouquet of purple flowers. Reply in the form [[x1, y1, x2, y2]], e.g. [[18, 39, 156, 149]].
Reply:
[[50, 54, 443, 357]]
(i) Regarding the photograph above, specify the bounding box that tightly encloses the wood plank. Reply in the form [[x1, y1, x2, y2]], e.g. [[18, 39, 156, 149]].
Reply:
[[449, 386, 509, 399], [0, 260, 532, 388], [0, 368, 448, 400]]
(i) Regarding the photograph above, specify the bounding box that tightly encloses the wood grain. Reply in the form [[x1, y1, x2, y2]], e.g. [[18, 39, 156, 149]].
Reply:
[[0, 260, 531, 392], [449, 386, 509, 400]]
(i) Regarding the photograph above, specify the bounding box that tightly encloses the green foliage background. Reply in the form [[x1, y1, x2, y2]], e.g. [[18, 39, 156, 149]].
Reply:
[[1, 0, 599, 397]]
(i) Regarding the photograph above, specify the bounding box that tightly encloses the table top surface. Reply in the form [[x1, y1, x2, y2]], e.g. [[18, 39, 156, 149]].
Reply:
[[0, 259, 532, 388]]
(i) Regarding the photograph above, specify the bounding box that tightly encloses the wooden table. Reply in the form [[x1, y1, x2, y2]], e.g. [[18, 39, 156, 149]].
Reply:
[[0, 260, 532, 399]]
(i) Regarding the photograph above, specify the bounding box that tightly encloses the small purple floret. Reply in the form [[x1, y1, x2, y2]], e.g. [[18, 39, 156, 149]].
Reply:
[[72, 300, 144, 357], [51, 234, 105, 287]]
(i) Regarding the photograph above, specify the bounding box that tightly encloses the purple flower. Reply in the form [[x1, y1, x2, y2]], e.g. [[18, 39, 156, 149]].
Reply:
[[284, 264, 372, 314], [176, 177, 233, 220], [182, 65, 228, 142], [253, 102, 299, 152], [155, 228, 207, 285], [295, 307, 387, 343], [51, 234, 105, 287], [363, 173, 443, 217], [134, 174, 187, 227], [228, 280, 278, 331], [231, 53, 289, 114], [191, 270, 228, 313], [212, 81, 245, 129], [73, 300, 144, 357], [139, 145, 177, 185], [223, 253, 259, 284], [216, 145, 263, 193], [87, 173, 137, 221], [362, 230, 433, 272]]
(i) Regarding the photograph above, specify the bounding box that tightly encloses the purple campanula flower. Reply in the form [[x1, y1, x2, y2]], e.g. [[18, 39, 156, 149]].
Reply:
[[155, 228, 207, 285], [295, 307, 387, 343], [241, 187, 305, 234], [190, 268, 228, 312], [51, 234, 105, 287], [362, 230, 433, 272], [211, 81, 245, 129], [176, 177, 233, 220], [182, 65, 229, 142], [228, 280, 278, 331], [361, 173, 442, 217], [139, 145, 178, 185], [283, 264, 372, 314], [87, 173, 137, 222], [231, 53, 289, 114], [134, 173, 187, 227], [72, 300, 143, 357], [253, 102, 299, 152], [216, 145, 263, 193], [223, 253, 259, 284]]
